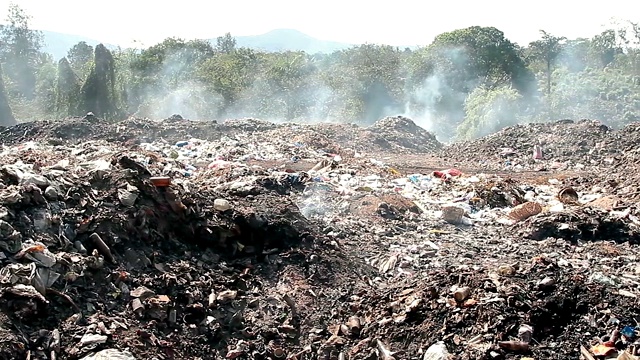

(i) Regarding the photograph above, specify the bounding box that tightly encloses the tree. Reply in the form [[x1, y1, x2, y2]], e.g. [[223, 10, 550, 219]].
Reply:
[[558, 38, 590, 72], [215, 33, 237, 54], [0, 63, 16, 126], [546, 67, 639, 127], [0, 3, 44, 99], [33, 53, 57, 117], [198, 48, 259, 115], [56, 57, 80, 116], [616, 20, 640, 47], [528, 30, 566, 96], [3, 13, 630, 133], [259, 51, 318, 120], [78, 44, 120, 118], [402, 26, 534, 139], [321, 44, 406, 123], [428, 26, 535, 94], [589, 30, 623, 68], [126, 38, 215, 117], [458, 86, 523, 139], [66, 41, 94, 78], [130, 38, 203, 81], [111, 47, 137, 115]]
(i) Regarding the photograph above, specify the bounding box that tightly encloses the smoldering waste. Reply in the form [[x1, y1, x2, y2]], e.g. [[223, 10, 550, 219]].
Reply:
[[0, 115, 639, 359]]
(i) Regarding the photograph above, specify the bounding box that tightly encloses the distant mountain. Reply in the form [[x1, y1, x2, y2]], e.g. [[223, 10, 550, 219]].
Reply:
[[40, 30, 117, 60], [222, 29, 354, 54]]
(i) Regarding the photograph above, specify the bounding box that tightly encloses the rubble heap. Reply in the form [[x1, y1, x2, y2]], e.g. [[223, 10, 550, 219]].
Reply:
[[0, 116, 443, 156], [367, 116, 443, 153], [0, 116, 640, 360], [441, 119, 618, 170], [0, 139, 375, 359]]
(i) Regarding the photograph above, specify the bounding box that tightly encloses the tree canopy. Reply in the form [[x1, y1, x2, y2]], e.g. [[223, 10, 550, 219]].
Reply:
[[0, 4, 638, 141]]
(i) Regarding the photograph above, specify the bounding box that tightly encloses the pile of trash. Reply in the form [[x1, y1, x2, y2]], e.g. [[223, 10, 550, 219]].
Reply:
[[290, 155, 640, 359], [0, 138, 360, 359], [441, 119, 618, 171], [0, 116, 443, 156], [366, 116, 443, 153], [1, 116, 640, 359]]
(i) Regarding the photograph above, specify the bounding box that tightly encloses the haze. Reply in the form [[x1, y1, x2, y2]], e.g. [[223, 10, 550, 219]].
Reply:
[[2, 0, 637, 47]]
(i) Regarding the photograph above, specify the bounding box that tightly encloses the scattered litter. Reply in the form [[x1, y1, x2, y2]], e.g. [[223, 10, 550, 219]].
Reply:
[[0, 115, 637, 359]]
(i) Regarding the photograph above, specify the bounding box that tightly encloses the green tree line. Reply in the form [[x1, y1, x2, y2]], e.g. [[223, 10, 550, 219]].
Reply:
[[0, 3, 638, 141]]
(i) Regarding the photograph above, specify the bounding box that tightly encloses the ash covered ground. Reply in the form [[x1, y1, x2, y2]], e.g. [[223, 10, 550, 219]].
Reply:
[[0, 115, 639, 360]]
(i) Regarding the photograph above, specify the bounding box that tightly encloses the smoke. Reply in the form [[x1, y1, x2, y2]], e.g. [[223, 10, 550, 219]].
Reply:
[[127, 40, 473, 135], [304, 86, 335, 123], [136, 80, 222, 120], [217, 76, 332, 124], [129, 43, 517, 144], [132, 49, 223, 120], [124, 32, 638, 142], [400, 74, 442, 136], [398, 47, 480, 143]]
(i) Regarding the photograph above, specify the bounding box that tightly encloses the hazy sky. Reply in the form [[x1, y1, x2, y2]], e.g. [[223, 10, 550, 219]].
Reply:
[[2, 0, 638, 48]]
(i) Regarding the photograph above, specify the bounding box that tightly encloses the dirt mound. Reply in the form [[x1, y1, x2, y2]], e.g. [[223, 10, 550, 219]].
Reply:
[[517, 206, 640, 243], [258, 117, 442, 157], [0, 117, 226, 146], [441, 119, 616, 170], [367, 116, 442, 153], [604, 122, 640, 172], [222, 118, 280, 132], [608, 122, 640, 150], [1, 117, 442, 157]]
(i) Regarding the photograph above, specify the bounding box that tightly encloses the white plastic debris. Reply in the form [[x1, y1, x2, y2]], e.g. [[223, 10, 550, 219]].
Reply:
[[80, 349, 137, 360], [213, 198, 231, 211], [423, 341, 450, 360]]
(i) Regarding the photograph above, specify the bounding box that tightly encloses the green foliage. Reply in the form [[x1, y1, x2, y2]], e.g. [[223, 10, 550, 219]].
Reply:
[[198, 48, 260, 113], [558, 38, 590, 72], [0, 3, 638, 142], [78, 44, 120, 118], [33, 55, 57, 117], [528, 31, 566, 68], [0, 63, 16, 126], [404, 48, 436, 90], [55, 58, 80, 116], [67, 41, 94, 78], [320, 45, 406, 123], [0, 3, 43, 99], [527, 30, 566, 96], [545, 67, 640, 126], [215, 33, 237, 54], [252, 51, 318, 120], [125, 38, 214, 117], [458, 86, 524, 139], [401, 26, 536, 138], [429, 26, 534, 93]]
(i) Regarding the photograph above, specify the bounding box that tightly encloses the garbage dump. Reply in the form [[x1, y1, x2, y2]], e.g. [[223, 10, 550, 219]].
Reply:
[[441, 119, 618, 171], [0, 115, 640, 359]]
